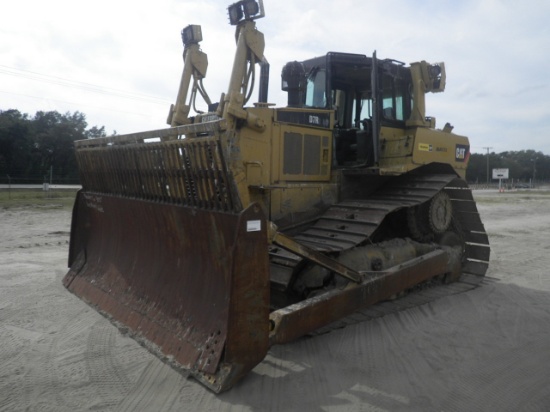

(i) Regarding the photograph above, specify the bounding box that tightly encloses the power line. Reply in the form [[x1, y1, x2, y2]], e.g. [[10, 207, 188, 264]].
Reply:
[[0, 89, 159, 119], [0, 64, 171, 105]]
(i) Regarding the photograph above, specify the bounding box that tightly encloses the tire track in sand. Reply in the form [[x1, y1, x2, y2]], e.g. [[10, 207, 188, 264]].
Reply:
[[84, 320, 135, 409], [0, 325, 28, 412], [41, 304, 96, 412], [116, 359, 187, 411]]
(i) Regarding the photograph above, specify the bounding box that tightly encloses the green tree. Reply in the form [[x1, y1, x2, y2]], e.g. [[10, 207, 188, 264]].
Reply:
[[86, 125, 106, 139], [32, 111, 87, 181], [466, 150, 550, 184], [0, 109, 32, 178], [466, 153, 486, 183], [0, 109, 107, 183]]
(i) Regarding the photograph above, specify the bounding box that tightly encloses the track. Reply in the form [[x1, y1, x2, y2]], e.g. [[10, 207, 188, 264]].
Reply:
[[269, 172, 490, 316]]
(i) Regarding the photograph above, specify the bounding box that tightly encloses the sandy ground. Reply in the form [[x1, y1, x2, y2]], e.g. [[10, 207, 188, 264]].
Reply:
[[1, 190, 550, 411]]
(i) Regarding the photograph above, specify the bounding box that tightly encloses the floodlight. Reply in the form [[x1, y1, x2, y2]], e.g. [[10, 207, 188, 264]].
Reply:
[[228, 0, 264, 25], [429, 65, 441, 78], [181, 25, 202, 46], [243, 0, 260, 18], [228, 3, 244, 25]]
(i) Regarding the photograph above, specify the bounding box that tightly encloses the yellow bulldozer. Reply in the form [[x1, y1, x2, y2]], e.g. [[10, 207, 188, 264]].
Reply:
[[63, 0, 489, 392]]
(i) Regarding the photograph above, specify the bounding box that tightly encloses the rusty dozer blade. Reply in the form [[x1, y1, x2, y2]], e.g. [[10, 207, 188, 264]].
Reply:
[[64, 192, 270, 392]]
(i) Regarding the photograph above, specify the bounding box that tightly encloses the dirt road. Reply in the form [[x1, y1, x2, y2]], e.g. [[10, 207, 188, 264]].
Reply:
[[1, 190, 549, 411]]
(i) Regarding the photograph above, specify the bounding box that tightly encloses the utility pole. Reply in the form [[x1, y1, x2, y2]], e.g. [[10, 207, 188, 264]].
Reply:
[[483, 147, 493, 186], [532, 157, 537, 188]]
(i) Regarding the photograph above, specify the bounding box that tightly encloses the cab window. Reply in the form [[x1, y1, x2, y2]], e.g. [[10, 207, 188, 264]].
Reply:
[[381, 74, 409, 122], [305, 69, 327, 108]]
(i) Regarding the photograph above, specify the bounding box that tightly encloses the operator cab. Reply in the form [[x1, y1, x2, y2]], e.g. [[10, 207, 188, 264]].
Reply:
[[282, 52, 412, 168]]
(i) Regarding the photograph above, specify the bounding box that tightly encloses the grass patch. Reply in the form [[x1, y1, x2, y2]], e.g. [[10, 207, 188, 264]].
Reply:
[[0, 189, 78, 210]]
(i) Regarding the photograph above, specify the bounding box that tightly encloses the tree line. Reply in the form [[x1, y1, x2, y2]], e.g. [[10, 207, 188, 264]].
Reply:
[[0, 109, 106, 184], [1, 108, 548, 185], [466, 150, 549, 185]]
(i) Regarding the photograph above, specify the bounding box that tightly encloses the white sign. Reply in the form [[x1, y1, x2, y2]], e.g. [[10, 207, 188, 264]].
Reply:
[[492, 168, 509, 179], [247, 220, 261, 232]]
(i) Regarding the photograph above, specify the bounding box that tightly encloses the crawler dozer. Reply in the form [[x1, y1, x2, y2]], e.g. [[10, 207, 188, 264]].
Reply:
[[64, 0, 489, 392]]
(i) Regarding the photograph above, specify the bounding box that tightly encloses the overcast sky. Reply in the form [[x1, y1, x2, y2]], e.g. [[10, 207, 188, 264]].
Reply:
[[2, 0, 549, 154]]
